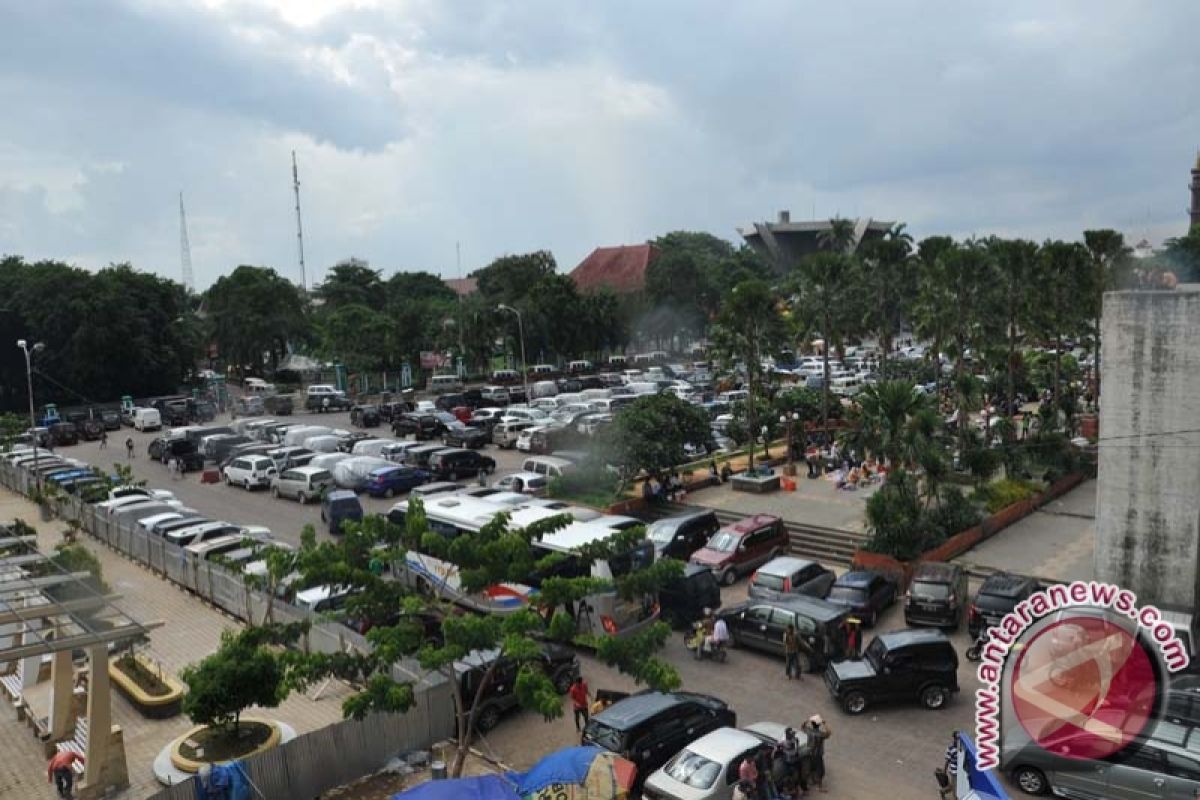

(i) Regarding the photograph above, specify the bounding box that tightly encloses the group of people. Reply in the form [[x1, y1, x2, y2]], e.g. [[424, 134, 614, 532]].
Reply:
[[642, 471, 687, 503], [733, 715, 831, 799], [688, 610, 731, 655]]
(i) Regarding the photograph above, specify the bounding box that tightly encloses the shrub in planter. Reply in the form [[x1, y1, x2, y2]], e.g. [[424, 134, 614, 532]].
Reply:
[[926, 487, 982, 541], [974, 478, 1040, 514], [864, 470, 927, 561]]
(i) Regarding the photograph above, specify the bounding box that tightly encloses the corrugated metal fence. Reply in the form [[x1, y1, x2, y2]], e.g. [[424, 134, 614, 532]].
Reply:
[[0, 460, 455, 799]]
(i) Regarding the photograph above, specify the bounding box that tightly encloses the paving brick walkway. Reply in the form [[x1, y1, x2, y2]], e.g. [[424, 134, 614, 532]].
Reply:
[[0, 492, 350, 799]]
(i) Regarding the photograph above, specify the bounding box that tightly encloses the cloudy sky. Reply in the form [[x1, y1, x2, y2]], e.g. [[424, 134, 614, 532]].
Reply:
[[1, 1, 1197, 289]]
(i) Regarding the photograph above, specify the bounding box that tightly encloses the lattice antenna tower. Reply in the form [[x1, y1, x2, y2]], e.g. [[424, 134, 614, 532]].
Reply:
[[292, 150, 308, 291], [179, 192, 194, 291]]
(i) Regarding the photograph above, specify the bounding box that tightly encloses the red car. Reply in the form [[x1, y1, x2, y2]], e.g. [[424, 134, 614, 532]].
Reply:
[[451, 405, 473, 423], [689, 514, 789, 586]]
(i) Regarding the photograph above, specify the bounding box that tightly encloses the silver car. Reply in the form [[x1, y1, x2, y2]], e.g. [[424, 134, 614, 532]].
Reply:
[[642, 722, 790, 800], [1004, 719, 1200, 798]]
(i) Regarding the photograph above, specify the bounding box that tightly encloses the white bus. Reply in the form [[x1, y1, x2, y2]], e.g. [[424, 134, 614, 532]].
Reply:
[[386, 495, 657, 637]]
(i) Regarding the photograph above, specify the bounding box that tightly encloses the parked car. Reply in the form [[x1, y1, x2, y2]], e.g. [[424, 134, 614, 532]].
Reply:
[[968, 572, 1040, 639], [47, 422, 80, 446], [442, 422, 489, 449], [455, 645, 580, 732], [492, 420, 534, 449], [392, 413, 443, 440], [717, 596, 850, 670], [823, 570, 898, 627], [305, 384, 351, 412], [410, 481, 462, 499], [133, 407, 163, 432], [658, 563, 722, 630], [219, 443, 275, 470], [904, 562, 969, 629], [583, 692, 736, 790], [263, 394, 294, 416], [379, 401, 412, 422], [689, 515, 788, 587], [267, 446, 315, 471], [748, 557, 836, 601], [350, 404, 381, 428], [824, 629, 959, 715], [271, 466, 333, 503], [321, 490, 363, 535], [337, 432, 374, 452], [494, 472, 548, 497], [100, 409, 121, 430], [403, 444, 452, 471], [364, 466, 430, 498], [159, 439, 206, 472], [428, 449, 495, 481], [223, 455, 278, 490], [647, 510, 721, 561], [642, 722, 791, 800]]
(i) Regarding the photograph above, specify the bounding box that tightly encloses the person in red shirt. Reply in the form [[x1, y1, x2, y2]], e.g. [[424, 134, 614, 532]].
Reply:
[[48, 751, 84, 798], [568, 676, 591, 732]]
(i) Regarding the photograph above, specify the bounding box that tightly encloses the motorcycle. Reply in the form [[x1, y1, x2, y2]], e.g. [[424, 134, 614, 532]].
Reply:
[[687, 621, 728, 663], [966, 631, 988, 663]]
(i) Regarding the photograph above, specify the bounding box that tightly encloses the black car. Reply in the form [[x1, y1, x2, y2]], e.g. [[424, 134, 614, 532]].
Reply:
[[264, 395, 294, 416], [48, 422, 79, 446], [442, 423, 489, 450], [583, 692, 736, 788], [427, 449, 495, 481], [160, 439, 206, 471], [392, 414, 444, 440], [350, 404, 381, 428], [379, 401, 411, 422], [189, 400, 217, 422], [155, 399, 191, 426], [434, 393, 467, 412], [968, 572, 1039, 639], [904, 562, 969, 629], [824, 570, 898, 627], [646, 510, 721, 561], [456, 645, 580, 732], [658, 563, 721, 629], [824, 628, 959, 715], [718, 597, 850, 672], [97, 409, 120, 430]]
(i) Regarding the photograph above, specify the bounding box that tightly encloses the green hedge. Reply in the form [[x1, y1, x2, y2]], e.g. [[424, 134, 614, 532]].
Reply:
[[974, 478, 1041, 514]]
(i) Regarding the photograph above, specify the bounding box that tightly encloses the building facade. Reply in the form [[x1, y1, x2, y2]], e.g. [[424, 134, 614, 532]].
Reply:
[[738, 211, 896, 271]]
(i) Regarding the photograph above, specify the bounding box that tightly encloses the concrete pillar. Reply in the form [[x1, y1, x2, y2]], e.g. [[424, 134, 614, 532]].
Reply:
[[19, 618, 41, 690], [82, 645, 111, 792], [49, 650, 74, 740]]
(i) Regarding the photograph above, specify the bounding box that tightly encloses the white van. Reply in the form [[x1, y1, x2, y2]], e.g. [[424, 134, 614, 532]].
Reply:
[[831, 376, 862, 397], [529, 364, 556, 377], [580, 388, 612, 402], [521, 456, 574, 479], [626, 382, 659, 396], [428, 374, 464, 392], [568, 360, 593, 373], [133, 407, 162, 432], [480, 385, 511, 405], [530, 380, 558, 399], [245, 380, 277, 396], [294, 584, 351, 614]]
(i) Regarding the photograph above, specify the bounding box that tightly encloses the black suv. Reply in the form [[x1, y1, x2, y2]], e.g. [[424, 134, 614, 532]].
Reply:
[[427, 449, 495, 481], [647, 510, 721, 562], [456, 645, 579, 732], [350, 404, 381, 428], [443, 423, 489, 450], [159, 439, 206, 471], [904, 562, 968, 629], [824, 629, 959, 715], [583, 691, 735, 787], [392, 413, 444, 440], [968, 572, 1039, 638]]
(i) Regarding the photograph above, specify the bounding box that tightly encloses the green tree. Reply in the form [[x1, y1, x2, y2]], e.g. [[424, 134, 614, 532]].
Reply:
[[181, 627, 289, 736], [205, 266, 309, 374], [608, 394, 712, 482], [859, 225, 916, 372], [711, 280, 790, 471], [1030, 241, 1092, 404], [984, 238, 1039, 429], [644, 250, 710, 338], [817, 216, 857, 254], [911, 236, 957, 401], [863, 469, 927, 560], [526, 273, 585, 362], [849, 380, 930, 467], [471, 251, 557, 307], [317, 304, 393, 372], [1163, 228, 1200, 283], [316, 259, 385, 311], [385, 271, 458, 305], [1081, 230, 1131, 400]]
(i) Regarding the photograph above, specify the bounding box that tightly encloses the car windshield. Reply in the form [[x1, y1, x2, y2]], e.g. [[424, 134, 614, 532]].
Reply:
[[911, 580, 951, 599], [705, 532, 741, 553], [975, 591, 1018, 612], [828, 586, 866, 603], [864, 637, 887, 669], [583, 720, 625, 752], [663, 749, 722, 789], [646, 522, 677, 544]]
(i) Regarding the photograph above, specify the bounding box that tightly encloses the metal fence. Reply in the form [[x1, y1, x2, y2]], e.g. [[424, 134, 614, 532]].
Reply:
[[0, 459, 456, 798]]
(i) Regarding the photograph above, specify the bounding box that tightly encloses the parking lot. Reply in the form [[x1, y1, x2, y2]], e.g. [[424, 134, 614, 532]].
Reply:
[[48, 411, 997, 799]]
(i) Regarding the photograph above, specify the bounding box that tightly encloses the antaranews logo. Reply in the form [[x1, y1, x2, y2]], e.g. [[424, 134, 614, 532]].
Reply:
[[974, 580, 1188, 771]]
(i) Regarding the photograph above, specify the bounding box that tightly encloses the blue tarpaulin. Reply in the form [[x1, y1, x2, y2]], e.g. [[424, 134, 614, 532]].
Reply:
[[956, 732, 1010, 800], [515, 747, 609, 795], [192, 761, 252, 800], [393, 774, 518, 800]]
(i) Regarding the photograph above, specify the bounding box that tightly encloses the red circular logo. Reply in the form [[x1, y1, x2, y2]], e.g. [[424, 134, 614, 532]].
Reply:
[[1011, 613, 1158, 760]]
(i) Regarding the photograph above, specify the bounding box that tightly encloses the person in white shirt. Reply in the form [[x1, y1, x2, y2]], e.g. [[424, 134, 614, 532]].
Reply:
[[706, 616, 730, 652]]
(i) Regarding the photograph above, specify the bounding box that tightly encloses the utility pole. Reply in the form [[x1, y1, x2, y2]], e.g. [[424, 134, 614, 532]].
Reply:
[[292, 151, 308, 292], [179, 192, 194, 292]]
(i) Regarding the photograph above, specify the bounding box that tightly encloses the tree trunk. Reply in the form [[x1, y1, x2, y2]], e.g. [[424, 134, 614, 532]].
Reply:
[[450, 658, 501, 778], [746, 362, 757, 473], [821, 313, 831, 440], [1054, 332, 1063, 406]]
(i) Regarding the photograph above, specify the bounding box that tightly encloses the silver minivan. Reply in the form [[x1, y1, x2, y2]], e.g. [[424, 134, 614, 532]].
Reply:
[[493, 420, 534, 449], [521, 456, 574, 479], [272, 466, 333, 504]]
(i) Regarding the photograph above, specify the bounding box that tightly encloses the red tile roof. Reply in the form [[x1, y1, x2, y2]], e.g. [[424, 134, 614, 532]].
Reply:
[[444, 277, 478, 296], [569, 244, 658, 294]]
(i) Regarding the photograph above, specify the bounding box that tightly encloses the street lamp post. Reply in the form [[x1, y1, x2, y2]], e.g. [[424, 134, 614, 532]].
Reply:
[[781, 411, 797, 476], [17, 339, 44, 491], [496, 305, 529, 402]]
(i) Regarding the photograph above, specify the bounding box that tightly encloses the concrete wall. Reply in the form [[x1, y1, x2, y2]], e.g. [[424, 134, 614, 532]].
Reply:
[[1096, 287, 1200, 609]]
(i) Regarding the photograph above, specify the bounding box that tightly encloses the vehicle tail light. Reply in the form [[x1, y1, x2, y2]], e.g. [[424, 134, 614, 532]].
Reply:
[[969, 604, 980, 620], [783, 577, 792, 593]]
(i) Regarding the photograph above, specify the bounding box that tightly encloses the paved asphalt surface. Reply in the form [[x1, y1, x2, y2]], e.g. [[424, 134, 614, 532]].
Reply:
[[62, 411, 1000, 799]]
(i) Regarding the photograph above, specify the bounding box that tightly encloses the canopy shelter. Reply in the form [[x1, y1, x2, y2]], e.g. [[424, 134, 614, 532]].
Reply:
[[0, 528, 160, 799]]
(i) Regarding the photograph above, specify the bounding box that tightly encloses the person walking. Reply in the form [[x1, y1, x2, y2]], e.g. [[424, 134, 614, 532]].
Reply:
[[48, 750, 84, 798], [568, 675, 591, 732], [99, 430, 108, 449], [738, 755, 762, 800], [844, 617, 861, 660], [801, 715, 831, 793], [779, 727, 807, 797], [783, 624, 803, 681], [125, 437, 134, 460], [939, 733, 960, 799]]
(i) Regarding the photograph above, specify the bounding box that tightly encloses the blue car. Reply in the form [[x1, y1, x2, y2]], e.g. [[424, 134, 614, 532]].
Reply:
[[824, 570, 899, 628], [46, 468, 94, 484], [364, 466, 430, 498]]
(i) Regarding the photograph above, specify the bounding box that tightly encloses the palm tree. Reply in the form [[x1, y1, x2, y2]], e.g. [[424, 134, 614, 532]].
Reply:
[[854, 380, 929, 467], [817, 217, 857, 254], [1032, 241, 1092, 404], [911, 237, 956, 403], [860, 225, 916, 373], [940, 242, 1002, 453], [789, 252, 862, 435], [1082, 230, 1131, 402], [985, 237, 1038, 424]]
